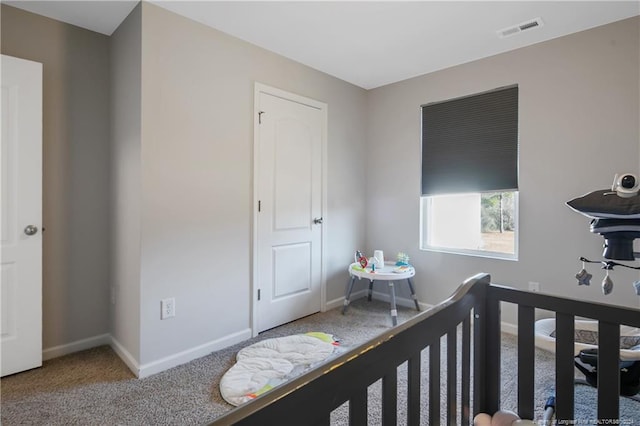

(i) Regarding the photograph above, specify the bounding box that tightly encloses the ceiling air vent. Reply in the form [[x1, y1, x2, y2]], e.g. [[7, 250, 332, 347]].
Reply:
[[497, 17, 544, 38]]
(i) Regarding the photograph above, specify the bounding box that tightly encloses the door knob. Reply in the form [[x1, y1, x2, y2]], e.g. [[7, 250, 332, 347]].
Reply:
[[313, 217, 323, 224], [24, 225, 38, 236]]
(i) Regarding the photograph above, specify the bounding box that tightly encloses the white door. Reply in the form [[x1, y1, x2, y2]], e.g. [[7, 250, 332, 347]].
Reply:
[[1, 55, 43, 376], [254, 84, 326, 333]]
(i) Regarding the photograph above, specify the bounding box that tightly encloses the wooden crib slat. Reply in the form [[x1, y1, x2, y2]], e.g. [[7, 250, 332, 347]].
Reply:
[[555, 313, 575, 421], [312, 415, 330, 426], [462, 315, 471, 425], [382, 368, 397, 426], [407, 352, 421, 426], [212, 276, 640, 426], [473, 305, 486, 416], [447, 329, 457, 425], [429, 338, 441, 424], [485, 294, 502, 414], [349, 389, 368, 425], [597, 321, 620, 421], [517, 305, 535, 420]]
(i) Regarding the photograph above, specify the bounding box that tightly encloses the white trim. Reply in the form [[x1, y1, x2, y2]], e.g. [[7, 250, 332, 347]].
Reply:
[[501, 321, 518, 335], [39, 319, 516, 380], [251, 83, 260, 337], [419, 192, 520, 261], [466, 315, 517, 336], [325, 289, 368, 311], [137, 328, 252, 379], [320, 103, 328, 314], [328, 291, 433, 313], [42, 333, 111, 361], [370, 290, 433, 311], [303, 285, 519, 336], [251, 82, 328, 336], [42, 330, 254, 379], [110, 335, 140, 377]]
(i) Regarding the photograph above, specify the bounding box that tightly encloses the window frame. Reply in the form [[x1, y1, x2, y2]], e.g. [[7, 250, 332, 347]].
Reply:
[[420, 85, 519, 260]]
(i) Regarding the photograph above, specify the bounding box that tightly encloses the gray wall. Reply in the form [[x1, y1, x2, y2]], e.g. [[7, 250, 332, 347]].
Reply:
[[1, 1, 368, 371], [110, 3, 142, 364], [135, 3, 368, 365], [4, 1, 637, 371], [366, 16, 640, 320], [1, 5, 111, 350]]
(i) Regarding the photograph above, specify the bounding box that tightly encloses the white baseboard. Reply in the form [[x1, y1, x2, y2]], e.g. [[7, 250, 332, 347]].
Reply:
[[43, 329, 254, 379], [370, 290, 432, 311], [40, 318, 519, 379], [368, 292, 519, 334], [326, 290, 433, 312], [110, 336, 140, 377], [371, 291, 520, 334], [501, 321, 518, 335], [325, 289, 367, 311], [42, 333, 111, 361], [137, 328, 252, 379]]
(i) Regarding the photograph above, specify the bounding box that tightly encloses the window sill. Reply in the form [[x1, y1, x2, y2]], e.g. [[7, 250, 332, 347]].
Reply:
[[420, 246, 518, 261]]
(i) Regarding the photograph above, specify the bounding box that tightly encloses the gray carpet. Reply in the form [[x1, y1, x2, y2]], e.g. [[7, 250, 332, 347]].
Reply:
[[1, 298, 638, 425]]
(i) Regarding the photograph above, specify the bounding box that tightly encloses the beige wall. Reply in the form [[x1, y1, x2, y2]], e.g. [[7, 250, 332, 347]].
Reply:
[[5, 1, 637, 373], [135, 3, 368, 367], [1, 1, 368, 373], [1, 5, 111, 350], [366, 16, 640, 319], [110, 3, 142, 365]]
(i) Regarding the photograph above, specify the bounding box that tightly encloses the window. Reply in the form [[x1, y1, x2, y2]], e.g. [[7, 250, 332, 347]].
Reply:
[[420, 86, 519, 259], [420, 192, 518, 257]]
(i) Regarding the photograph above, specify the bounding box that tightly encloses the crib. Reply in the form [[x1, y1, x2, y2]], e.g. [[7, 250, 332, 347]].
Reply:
[[210, 273, 640, 425]]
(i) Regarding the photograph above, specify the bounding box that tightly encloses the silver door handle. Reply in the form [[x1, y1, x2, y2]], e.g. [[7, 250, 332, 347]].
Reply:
[[24, 225, 38, 236], [313, 217, 323, 224]]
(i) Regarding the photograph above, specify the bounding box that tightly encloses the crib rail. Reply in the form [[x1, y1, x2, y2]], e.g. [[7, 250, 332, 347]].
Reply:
[[488, 284, 640, 422], [211, 273, 490, 426], [210, 274, 640, 425]]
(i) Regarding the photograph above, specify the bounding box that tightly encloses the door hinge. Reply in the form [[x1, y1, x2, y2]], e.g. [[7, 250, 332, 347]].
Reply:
[[258, 200, 261, 212], [258, 111, 265, 124], [257, 289, 261, 301]]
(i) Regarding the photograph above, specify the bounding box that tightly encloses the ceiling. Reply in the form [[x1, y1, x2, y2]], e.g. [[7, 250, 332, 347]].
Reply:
[[4, 1, 640, 89]]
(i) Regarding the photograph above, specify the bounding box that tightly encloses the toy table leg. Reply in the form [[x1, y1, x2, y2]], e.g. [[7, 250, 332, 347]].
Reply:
[[342, 276, 356, 314], [389, 281, 398, 326], [406, 278, 420, 311], [367, 280, 374, 301]]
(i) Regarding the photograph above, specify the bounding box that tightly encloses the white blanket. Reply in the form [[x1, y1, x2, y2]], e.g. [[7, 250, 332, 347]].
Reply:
[[220, 333, 337, 406]]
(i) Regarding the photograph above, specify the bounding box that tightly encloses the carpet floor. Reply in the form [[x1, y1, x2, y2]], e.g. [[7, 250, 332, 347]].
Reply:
[[1, 297, 638, 425]]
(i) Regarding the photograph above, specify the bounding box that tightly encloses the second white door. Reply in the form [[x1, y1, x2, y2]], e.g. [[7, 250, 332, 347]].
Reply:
[[255, 85, 325, 333], [1, 55, 43, 377]]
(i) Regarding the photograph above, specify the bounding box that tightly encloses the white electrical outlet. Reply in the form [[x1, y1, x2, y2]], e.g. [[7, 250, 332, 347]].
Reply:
[[161, 298, 175, 319], [528, 281, 540, 292]]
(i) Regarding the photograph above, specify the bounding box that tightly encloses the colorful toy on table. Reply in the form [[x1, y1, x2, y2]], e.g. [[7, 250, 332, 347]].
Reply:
[[393, 252, 412, 273], [396, 252, 410, 266], [353, 250, 368, 271], [367, 255, 381, 272]]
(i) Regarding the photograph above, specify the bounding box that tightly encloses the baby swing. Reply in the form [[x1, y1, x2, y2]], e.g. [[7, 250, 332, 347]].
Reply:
[[535, 173, 640, 400], [534, 318, 640, 400]]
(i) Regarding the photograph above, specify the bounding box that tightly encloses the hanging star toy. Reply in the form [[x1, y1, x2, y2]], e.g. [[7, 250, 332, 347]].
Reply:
[[575, 264, 592, 286]]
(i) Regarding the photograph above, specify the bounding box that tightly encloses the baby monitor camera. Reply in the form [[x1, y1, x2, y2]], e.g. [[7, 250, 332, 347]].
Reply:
[[612, 173, 639, 198]]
